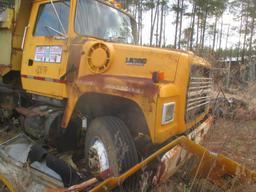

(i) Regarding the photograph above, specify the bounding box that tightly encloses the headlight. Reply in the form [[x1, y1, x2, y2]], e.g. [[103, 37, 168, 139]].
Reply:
[[161, 102, 175, 125]]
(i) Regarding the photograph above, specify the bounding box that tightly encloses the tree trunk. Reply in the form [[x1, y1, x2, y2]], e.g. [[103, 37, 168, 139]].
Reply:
[[249, 17, 255, 80], [174, 0, 180, 48], [159, 1, 164, 47], [225, 25, 230, 52], [137, 0, 143, 45], [237, 13, 243, 61], [212, 16, 218, 51], [218, 17, 223, 52], [201, 9, 208, 50], [242, 6, 249, 64], [196, 14, 200, 48], [199, 15, 203, 48], [178, 0, 184, 49], [163, 11, 166, 47], [155, 3, 160, 46], [190, 3, 196, 50], [150, 0, 160, 46], [150, 0, 154, 46], [249, 17, 255, 55]]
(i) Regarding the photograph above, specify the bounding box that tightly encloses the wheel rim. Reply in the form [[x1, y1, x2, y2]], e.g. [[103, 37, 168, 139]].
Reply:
[[88, 138, 110, 174]]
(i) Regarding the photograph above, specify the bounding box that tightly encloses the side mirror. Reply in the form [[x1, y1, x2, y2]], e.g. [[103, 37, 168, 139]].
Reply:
[[0, 8, 14, 29]]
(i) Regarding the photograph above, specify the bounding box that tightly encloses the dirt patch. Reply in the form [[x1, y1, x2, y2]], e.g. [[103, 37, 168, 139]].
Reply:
[[202, 119, 256, 170], [206, 83, 256, 171]]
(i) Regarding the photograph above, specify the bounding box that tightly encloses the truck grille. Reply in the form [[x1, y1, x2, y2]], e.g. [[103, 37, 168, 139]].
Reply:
[[186, 65, 212, 122]]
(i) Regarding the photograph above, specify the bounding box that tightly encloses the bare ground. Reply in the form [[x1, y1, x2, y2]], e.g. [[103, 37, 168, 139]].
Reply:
[[206, 82, 256, 170], [203, 119, 256, 170]]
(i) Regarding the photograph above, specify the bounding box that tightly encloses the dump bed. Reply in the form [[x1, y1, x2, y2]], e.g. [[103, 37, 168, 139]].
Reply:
[[0, 0, 32, 76]]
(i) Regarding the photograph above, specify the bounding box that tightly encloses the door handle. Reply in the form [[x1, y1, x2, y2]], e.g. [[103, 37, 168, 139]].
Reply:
[[28, 59, 34, 66]]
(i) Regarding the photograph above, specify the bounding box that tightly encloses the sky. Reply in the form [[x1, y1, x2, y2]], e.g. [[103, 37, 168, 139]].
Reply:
[[140, 6, 240, 49]]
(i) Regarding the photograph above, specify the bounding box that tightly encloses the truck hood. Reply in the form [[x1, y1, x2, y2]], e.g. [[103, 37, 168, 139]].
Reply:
[[78, 41, 187, 82]]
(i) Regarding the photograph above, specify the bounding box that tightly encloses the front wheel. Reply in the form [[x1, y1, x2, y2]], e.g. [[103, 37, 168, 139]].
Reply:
[[84, 116, 139, 190]]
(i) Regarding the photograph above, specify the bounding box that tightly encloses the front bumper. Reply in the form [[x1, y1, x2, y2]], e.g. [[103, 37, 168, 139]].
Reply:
[[187, 115, 214, 144], [155, 116, 214, 183]]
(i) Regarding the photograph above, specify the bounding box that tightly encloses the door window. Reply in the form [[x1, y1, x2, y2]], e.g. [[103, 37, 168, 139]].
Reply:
[[34, 1, 70, 36]]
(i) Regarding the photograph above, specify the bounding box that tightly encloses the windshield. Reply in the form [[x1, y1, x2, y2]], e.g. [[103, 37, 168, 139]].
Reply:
[[75, 0, 136, 44]]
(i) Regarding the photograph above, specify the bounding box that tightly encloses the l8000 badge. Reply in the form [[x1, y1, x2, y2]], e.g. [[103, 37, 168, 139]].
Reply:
[[125, 57, 147, 66]]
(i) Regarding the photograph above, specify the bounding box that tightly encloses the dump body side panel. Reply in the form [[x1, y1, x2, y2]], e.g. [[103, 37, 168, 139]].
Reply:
[[11, 0, 32, 71], [0, 8, 14, 69], [0, 0, 32, 76]]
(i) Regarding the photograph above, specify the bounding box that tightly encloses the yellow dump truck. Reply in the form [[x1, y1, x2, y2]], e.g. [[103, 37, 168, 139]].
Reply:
[[0, 0, 255, 191]]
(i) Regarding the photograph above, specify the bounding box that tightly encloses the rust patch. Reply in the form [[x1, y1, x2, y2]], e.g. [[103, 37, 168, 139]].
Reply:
[[75, 74, 160, 99], [65, 44, 84, 82], [62, 74, 159, 129], [15, 107, 49, 117]]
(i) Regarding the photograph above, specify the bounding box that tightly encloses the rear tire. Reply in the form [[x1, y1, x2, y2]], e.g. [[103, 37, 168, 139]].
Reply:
[[84, 116, 139, 190]]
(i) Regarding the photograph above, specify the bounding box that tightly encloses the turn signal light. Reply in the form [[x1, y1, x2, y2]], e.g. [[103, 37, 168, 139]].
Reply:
[[152, 71, 165, 83]]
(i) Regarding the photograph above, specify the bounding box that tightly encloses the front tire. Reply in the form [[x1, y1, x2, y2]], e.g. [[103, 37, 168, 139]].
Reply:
[[84, 116, 139, 190]]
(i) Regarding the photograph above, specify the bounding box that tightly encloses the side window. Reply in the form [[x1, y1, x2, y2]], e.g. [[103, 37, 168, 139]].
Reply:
[[34, 1, 70, 36]]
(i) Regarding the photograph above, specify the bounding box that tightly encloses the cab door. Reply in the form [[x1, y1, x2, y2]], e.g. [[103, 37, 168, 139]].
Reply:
[[21, 0, 71, 99]]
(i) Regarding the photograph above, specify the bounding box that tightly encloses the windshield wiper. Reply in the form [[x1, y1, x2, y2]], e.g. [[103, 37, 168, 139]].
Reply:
[[50, 0, 67, 36], [108, 36, 130, 43], [44, 25, 66, 37]]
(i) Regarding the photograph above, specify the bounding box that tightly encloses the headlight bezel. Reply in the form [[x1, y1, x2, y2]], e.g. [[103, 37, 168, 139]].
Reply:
[[161, 102, 176, 125]]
